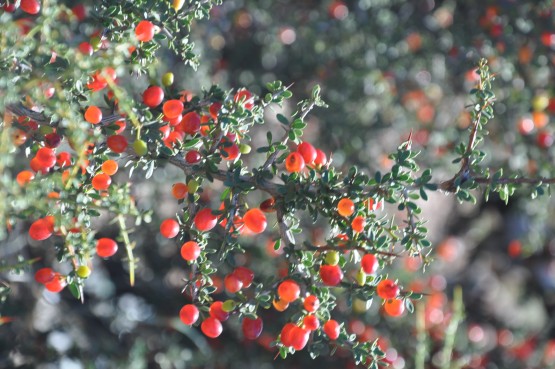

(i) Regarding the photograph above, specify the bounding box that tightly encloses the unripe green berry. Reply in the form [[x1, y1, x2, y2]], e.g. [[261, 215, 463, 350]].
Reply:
[[76, 265, 91, 278], [133, 139, 148, 156], [238, 143, 251, 154], [325, 251, 340, 266], [355, 269, 366, 286], [162, 72, 174, 87], [90, 36, 102, 51], [222, 299, 236, 312], [187, 179, 199, 194]]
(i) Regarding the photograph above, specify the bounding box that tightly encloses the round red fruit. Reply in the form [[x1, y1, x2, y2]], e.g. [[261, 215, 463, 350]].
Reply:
[[201, 317, 223, 338], [20, 0, 40, 14], [303, 295, 320, 312], [224, 273, 243, 293], [319, 264, 343, 286], [384, 299, 405, 317], [29, 218, 53, 241], [106, 135, 128, 153], [209, 301, 230, 321], [181, 112, 201, 135], [323, 319, 340, 340], [285, 152, 305, 173], [297, 142, 317, 165], [179, 304, 199, 325], [194, 208, 218, 232], [376, 279, 400, 300], [92, 173, 111, 191], [163, 100, 184, 119], [242, 317, 263, 340], [96, 238, 118, 258], [232, 266, 254, 288], [142, 86, 164, 108], [84, 105, 102, 124], [361, 254, 378, 274], [185, 150, 201, 164], [303, 315, 320, 331], [135, 20, 155, 42], [35, 268, 55, 284], [243, 208, 267, 234], [181, 241, 201, 261], [277, 279, 300, 303], [160, 219, 180, 238]]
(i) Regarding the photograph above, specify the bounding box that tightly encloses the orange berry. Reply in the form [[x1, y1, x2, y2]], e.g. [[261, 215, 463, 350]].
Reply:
[[337, 198, 355, 217], [84, 105, 102, 124], [171, 182, 188, 199], [273, 298, 289, 312], [277, 279, 300, 303], [384, 299, 405, 317], [101, 160, 118, 175], [16, 170, 35, 186]]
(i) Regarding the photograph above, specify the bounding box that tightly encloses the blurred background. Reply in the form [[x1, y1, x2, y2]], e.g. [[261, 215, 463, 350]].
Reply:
[[2, 0, 555, 368]]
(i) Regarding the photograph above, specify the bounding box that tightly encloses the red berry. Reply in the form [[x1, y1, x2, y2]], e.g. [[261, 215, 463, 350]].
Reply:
[[92, 173, 111, 191], [194, 208, 218, 232], [303, 295, 320, 312], [20, 0, 40, 15], [56, 152, 72, 167], [376, 279, 400, 300], [29, 218, 53, 241], [142, 86, 164, 108], [35, 268, 55, 284], [209, 301, 230, 321], [320, 264, 343, 286], [84, 105, 102, 124], [44, 133, 61, 148], [78, 42, 93, 56], [96, 238, 118, 258], [135, 20, 155, 42], [160, 219, 180, 238], [314, 149, 327, 167], [277, 279, 300, 303], [303, 314, 320, 331], [181, 241, 201, 261], [106, 135, 128, 153], [44, 273, 66, 293], [232, 266, 254, 288], [351, 216, 366, 233], [242, 317, 263, 340], [537, 131, 554, 148], [220, 143, 240, 161], [185, 150, 201, 164], [209, 102, 222, 119], [297, 142, 317, 165], [243, 208, 267, 234], [290, 326, 310, 350], [234, 89, 254, 110], [280, 323, 297, 347], [163, 100, 184, 119], [181, 112, 201, 135], [384, 299, 405, 317], [361, 254, 378, 274], [259, 198, 276, 213], [285, 152, 305, 173], [179, 304, 199, 325], [224, 273, 243, 293], [35, 147, 56, 168], [323, 319, 340, 340], [201, 317, 223, 338]]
